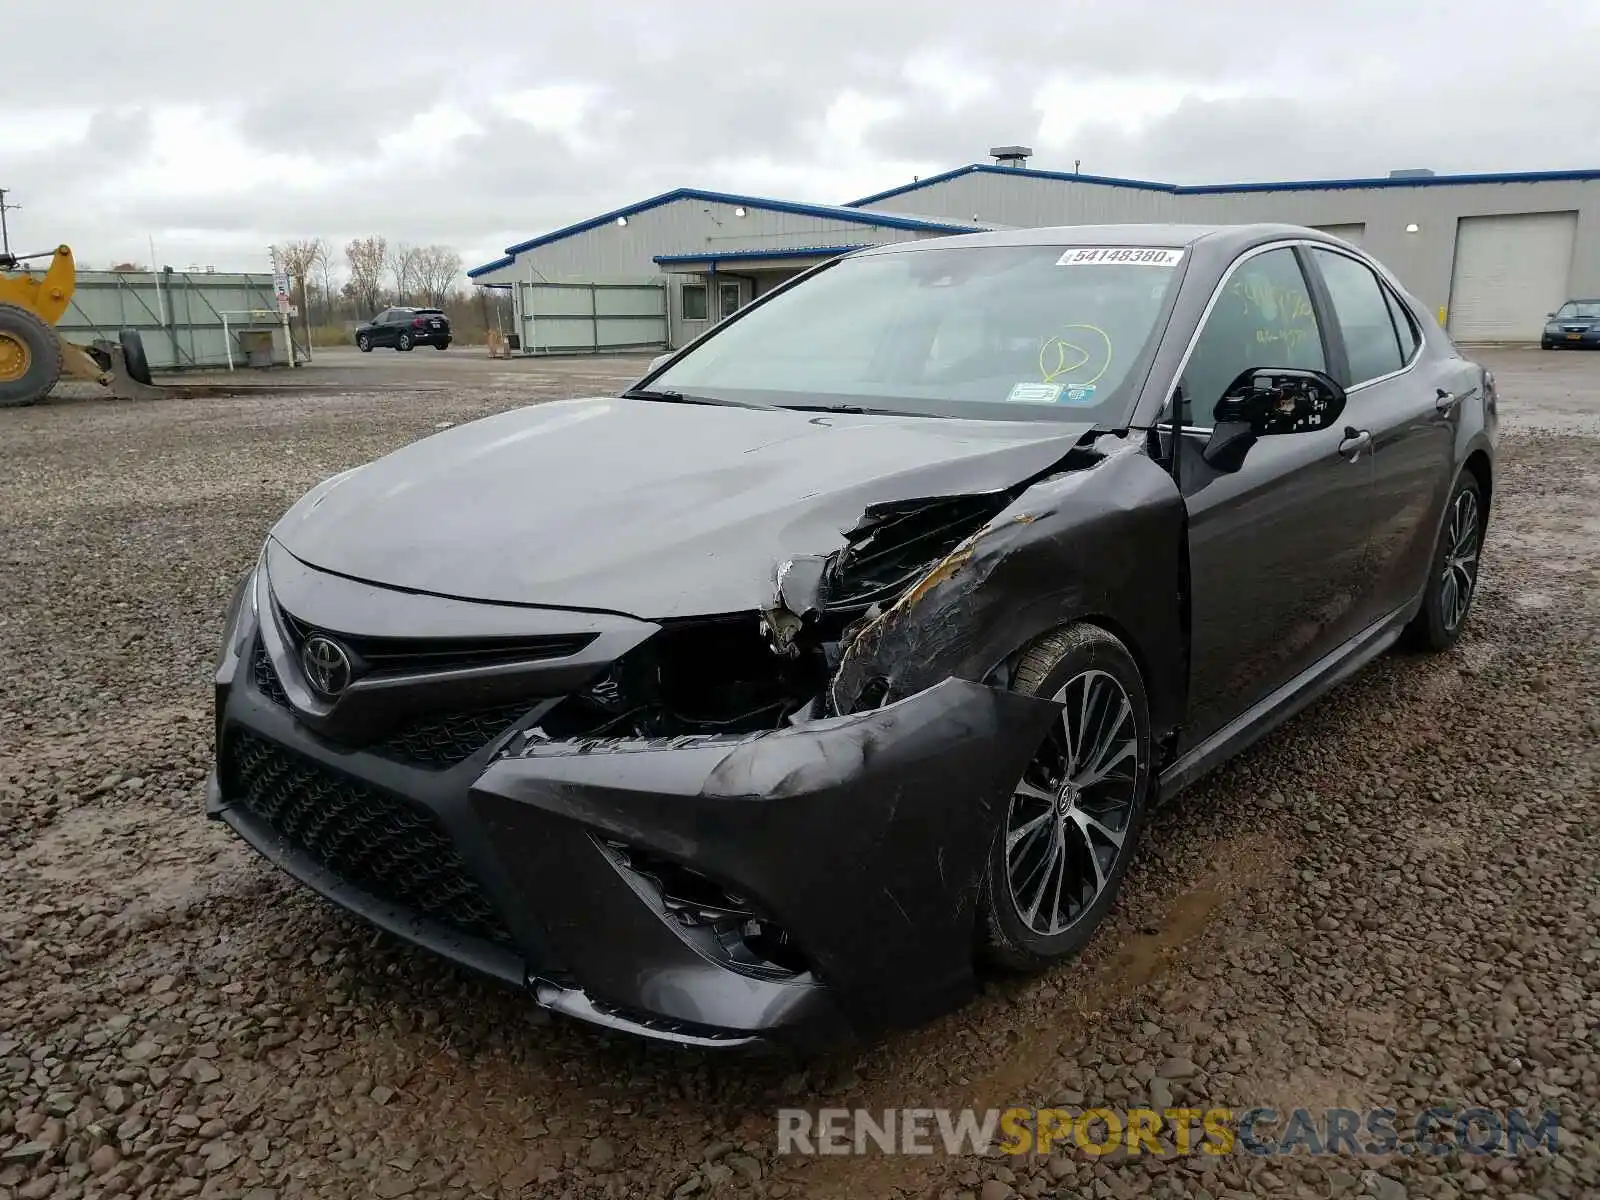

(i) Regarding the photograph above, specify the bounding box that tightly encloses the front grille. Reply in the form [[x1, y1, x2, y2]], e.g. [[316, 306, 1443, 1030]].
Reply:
[[252, 645, 290, 709], [374, 704, 530, 768], [277, 607, 595, 676], [250, 640, 529, 767], [224, 731, 515, 946]]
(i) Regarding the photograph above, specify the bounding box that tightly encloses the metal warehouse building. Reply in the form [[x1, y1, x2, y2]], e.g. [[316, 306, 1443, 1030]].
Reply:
[[470, 153, 1600, 351], [467, 191, 984, 353]]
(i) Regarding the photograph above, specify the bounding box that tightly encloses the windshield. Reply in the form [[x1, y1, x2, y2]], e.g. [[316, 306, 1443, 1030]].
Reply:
[[650, 245, 1184, 421], [1556, 301, 1600, 319]]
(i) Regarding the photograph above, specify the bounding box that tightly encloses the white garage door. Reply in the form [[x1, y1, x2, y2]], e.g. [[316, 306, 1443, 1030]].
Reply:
[[1448, 212, 1577, 341], [1312, 223, 1365, 246]]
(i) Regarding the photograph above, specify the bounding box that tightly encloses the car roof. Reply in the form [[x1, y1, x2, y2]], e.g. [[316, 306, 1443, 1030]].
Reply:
[[853, 222, 1349, 258]]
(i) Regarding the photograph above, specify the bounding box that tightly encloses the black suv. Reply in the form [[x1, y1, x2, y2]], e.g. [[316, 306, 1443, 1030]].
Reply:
[[356, 308, 451, 352]]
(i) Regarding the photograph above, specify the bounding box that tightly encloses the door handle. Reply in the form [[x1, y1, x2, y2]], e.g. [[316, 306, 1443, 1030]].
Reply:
[[1338, 427, 1372, 460], [1435, 387, 1464, 413]]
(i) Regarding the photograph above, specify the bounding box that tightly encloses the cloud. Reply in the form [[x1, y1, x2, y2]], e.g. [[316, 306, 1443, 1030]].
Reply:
[[1, 0, 1595, 273]]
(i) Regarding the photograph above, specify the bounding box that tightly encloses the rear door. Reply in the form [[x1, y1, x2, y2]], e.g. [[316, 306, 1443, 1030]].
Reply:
[[1304, 247, 1464, 626], [1175, 244, 1376, 749]]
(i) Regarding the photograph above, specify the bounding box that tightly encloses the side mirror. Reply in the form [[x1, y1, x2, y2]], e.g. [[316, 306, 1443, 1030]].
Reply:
[[1203, 368, 1347, 473], [647, 352, 673, 374]]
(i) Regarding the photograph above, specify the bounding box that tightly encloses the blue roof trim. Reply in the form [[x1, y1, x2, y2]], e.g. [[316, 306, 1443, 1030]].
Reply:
[[468, 189, 982, 278], [465, 254, 514, 279], [653, 244, 870, 265], [846, 162, 1600, 207]]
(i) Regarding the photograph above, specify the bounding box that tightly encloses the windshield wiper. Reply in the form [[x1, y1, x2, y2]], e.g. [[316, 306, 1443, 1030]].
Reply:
[[621, 387, 777, 411]]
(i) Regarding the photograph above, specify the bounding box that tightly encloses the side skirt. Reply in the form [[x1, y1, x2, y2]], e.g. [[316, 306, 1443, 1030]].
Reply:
[[1157, 604, 1412, 801]]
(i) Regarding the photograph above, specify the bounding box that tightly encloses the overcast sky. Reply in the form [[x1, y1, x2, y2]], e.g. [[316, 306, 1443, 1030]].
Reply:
[[3, 2, 1596, 277]]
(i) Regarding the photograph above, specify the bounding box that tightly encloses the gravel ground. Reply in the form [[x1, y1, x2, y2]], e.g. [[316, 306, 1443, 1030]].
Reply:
[[1, 349, 1597, 1200]]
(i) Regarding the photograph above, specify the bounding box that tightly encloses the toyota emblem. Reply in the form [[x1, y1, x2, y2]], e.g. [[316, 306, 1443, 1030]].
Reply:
[[300, 634, 353, 697]]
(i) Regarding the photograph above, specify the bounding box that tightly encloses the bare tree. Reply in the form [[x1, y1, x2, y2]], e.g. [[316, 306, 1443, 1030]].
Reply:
[[344, 236, 388, 316], [414, 245, 464, 307], [390, 242, 422, 305], [317, 251, 338, 321], [272, 238, 328, 325]]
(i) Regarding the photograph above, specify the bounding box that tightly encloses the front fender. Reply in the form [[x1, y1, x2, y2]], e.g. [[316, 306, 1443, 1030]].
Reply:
[[831, 437, 1186, 741]]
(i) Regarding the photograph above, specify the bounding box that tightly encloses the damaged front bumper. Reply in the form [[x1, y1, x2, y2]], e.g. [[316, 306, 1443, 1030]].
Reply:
[[211, 643, 1060, 1044]]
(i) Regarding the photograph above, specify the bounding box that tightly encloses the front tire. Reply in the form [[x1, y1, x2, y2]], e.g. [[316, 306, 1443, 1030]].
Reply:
[[396, 332, 413, 352], [1404, 473, 1484, 651], [357, 334, 372, 352], [0, 303, 63, 407], [979, 623, 1153, 972]]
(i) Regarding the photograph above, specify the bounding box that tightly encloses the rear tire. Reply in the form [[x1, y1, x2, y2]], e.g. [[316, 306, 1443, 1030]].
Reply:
[[119, 329, 152, 385], [0, 303, 63, 407], [396, 332, 413, 352], [978, 623, 1153, 972], [434, 340, 450, 350], [1404, 473, 1484, 652]]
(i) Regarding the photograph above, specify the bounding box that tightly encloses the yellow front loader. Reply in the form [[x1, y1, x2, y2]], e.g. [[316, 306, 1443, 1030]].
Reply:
[[0, 245, 157, 406]]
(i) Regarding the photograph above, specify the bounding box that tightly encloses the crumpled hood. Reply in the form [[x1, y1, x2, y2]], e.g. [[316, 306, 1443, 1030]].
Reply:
[[271, 396, 1091, 618]]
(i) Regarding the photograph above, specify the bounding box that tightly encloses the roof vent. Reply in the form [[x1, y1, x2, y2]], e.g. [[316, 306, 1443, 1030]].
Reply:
[[989, 145, 1033, 169], [1388, 168, 1436, 179]]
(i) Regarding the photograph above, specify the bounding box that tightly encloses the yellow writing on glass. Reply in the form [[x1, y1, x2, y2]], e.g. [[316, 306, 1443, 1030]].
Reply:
[[1231, 278, 1315, 358], [1039, 324, 1113, 386]]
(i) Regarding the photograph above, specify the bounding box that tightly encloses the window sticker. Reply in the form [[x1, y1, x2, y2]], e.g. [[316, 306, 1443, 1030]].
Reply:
[[1056, 246, 1184, 268], [1006, 382, 1064, 404], [1060, 384, 1098, 405]]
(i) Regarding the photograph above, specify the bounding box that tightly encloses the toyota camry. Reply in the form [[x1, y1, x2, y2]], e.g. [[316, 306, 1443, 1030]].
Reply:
[[209, 224, 1496, 1046]]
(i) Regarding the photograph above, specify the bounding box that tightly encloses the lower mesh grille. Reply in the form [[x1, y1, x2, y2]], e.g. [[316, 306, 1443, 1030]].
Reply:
[[224, 730, 515, 946], [374, 705, 530, 768]]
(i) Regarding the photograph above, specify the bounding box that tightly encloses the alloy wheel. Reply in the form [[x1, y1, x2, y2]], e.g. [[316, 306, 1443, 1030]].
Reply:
[[0, 331, 30, 382], [1440, 488, 1481, 632], [1004, 669, 1143, 936]]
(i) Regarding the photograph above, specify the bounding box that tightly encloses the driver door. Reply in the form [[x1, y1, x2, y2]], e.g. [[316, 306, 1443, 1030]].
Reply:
[[1175, 244, 1376, 750]]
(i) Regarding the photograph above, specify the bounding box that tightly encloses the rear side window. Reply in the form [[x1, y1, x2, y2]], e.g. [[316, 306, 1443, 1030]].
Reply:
[[1311, 249, 1403, 385], [1182, 247, 1326, 426], [1385, 288, 1420, 361]]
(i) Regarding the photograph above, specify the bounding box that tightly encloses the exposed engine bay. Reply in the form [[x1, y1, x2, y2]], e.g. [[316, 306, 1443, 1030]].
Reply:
[[529, 439, 1115, 743]]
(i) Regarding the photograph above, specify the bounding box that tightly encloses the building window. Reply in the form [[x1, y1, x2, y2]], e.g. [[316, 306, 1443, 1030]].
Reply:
[[719, 281, 741, 320], [681, 284, 708, 321]]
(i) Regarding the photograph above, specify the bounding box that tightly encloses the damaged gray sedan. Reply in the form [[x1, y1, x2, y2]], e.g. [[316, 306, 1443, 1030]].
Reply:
[[208, 224, 1497, 1046]]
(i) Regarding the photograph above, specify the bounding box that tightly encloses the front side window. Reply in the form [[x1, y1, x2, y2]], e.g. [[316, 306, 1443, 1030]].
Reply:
[[652, 245, 1184, 422], [681, 284, 708, 321], [1311, 249, 1403, 385], [1182, 247, 1325, 426]]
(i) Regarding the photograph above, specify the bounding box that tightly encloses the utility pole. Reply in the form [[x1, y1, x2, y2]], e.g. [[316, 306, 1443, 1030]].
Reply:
[[0, 188, 19, 258]]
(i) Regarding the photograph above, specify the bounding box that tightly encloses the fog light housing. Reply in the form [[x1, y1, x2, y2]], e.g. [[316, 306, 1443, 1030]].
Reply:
[[598, 839, 809, 979]]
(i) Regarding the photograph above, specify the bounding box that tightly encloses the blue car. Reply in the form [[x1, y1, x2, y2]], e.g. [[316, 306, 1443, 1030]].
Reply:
[[1541, 299, 1600, 349]]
